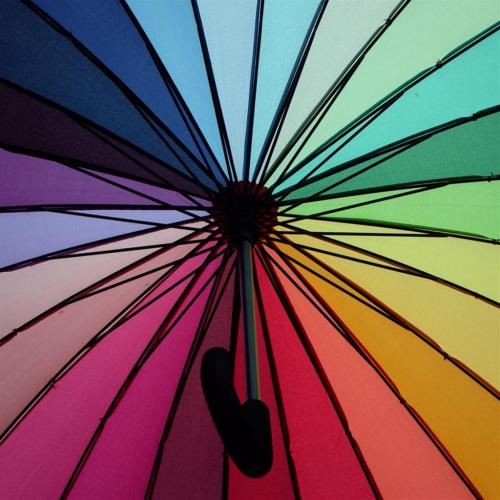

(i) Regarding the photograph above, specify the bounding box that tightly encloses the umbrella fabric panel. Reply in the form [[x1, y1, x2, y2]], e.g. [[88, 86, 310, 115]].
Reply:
[[287, 181, 500, 240], [279, 232, 499, 388], [264, 0, 400, 177], [0, 149, 165, 208], [282, 108, 500, 201], [126, 0, 227, 173], [67, 262, 221, 499], [0, 254, 216, 499], [196, 0, 257, 177], [278, 27, 500, 191], [285, 219, 500, 303], [0, 212, 152, 269], [0, 2, 215, 189], [0, 225, 200, 337], [30, 0, 211, 170], [279, 244, 499, 498], [275, 0, 500, 176], [73, 210, 193, 226], [152, 266, 236, 500], [248, 0, 322, 177], [0, 83, 207, 197], [254, 257, 376, 499], [0, 241, 211, 436], [86, 171, 205, 208], [227, 298, 297, 500], [268, 250, 473, 499]]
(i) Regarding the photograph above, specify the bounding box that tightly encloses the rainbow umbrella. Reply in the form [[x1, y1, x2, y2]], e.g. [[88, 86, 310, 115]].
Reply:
[[0, 0, 499, 498]]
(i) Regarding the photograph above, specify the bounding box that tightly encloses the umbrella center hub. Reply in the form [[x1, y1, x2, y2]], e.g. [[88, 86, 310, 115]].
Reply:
[[211, 182, 277, 245]]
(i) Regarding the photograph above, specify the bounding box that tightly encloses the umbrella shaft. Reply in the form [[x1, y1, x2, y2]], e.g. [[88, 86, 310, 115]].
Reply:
[[240, 240, 260, 401]]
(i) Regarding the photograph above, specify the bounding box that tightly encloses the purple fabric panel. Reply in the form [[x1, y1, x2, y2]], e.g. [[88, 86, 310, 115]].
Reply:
[[152, 269, 235, 500], [0, 83, 205, 196], [0, 149, 160, 207], [87, 170, 195, 207], [0, 212, 147, 267]]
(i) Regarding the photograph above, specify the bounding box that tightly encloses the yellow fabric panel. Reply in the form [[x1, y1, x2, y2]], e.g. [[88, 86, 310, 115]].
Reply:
[[286, 219, 500, 302], [283, 232, 500, 389], [276, 242, 500, 498]]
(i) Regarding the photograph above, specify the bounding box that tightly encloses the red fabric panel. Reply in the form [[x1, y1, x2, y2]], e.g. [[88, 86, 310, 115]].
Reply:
[[254, 258, 375, 499], [227, 286, 297, 499]]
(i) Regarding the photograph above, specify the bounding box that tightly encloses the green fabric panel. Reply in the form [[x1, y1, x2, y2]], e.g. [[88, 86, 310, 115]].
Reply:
[[276, 26, 500, 193], [269, 0, 500, 183], [283, 110, 500, 200], [286, 181, 500, 239]]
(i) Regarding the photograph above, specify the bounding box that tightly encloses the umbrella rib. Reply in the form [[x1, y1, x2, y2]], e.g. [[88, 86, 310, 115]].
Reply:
[[0, 80, 211, 201], [277, 184, 441, 221], [1, 228, 214, 345], [45, 207, 207, 228], [265, 236, 396, 322], [277, 181, 443, 219], [276, 223, 500, 307], [257, 244, 383, 499], [269, 235, 424, 277], [118, 0, 230, 186], [145, 249, 236, 499], [0, 254, 187, 444], [59, 241, 226, 497], [252, 0, 328, 185], [259, 243, 484, 498], [190, 0, 238, 182], [71, 164, 204, 210], [254, 249, 302, 500], [70, 166, 208, 210], [242, 0, 264, 182], [283, 215, 499, 245], [267, 235, 500, 399], [0, 221, 209, 272], [268, 22, 500, 192], [260, 0, 411, 187], [273, 105, 500, 202], [23, 0, 223, 193], [0, 242, 226, 442]]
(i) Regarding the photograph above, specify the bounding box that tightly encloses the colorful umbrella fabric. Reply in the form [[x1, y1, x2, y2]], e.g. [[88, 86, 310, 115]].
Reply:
[[1, 1, 499, 498]]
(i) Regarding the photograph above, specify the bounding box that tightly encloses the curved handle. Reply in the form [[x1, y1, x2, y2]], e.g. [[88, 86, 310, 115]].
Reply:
[[201, 347, 273, 477]]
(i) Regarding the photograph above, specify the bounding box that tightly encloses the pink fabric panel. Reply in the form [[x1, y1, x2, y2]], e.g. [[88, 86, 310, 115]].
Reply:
[[271, 258, 472, 499], [0, 256, 205, 499], [152, 269, 235, 500], [69, 260, 221, 499], [0, 226, 196, 337], [254, 259, 375, 500], [228, 295, 296, 499], [0, 241, 207, 435]]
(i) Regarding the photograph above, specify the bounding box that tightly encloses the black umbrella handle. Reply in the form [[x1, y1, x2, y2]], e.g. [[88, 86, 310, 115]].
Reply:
[[201, 347, 272, 477]]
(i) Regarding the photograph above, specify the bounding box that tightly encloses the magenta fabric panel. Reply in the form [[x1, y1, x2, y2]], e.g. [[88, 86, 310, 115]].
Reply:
[[68, 261, 222, 499], [227, 290, 297, 500], [254, 258, 375, 500], [152, 266, 236, 500], [0, 255, 207, 498], [0, 148, 161, 207]]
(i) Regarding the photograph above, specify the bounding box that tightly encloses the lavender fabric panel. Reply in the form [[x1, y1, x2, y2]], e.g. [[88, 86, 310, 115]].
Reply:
[[0, 212, 148, 267], [0, 149, 161, 207]]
